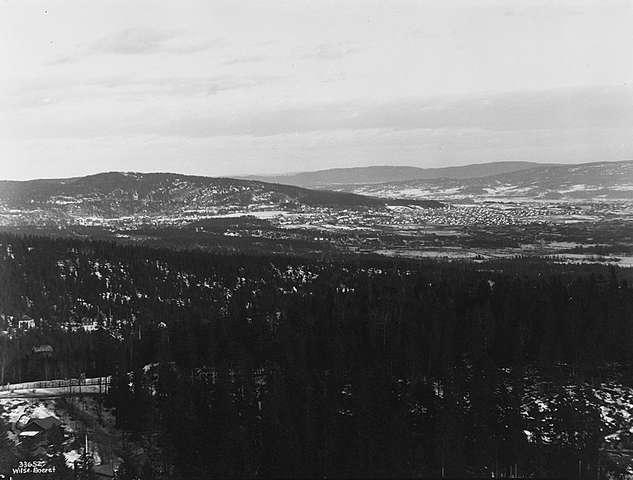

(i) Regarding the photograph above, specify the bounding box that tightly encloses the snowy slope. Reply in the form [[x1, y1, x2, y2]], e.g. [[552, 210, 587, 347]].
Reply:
[[328, 161, 633, 200]]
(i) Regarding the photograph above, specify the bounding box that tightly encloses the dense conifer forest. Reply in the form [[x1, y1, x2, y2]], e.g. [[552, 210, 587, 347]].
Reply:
[[2, 233, 633, 478]]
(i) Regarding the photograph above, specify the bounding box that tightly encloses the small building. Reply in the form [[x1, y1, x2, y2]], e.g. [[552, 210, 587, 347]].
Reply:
[[18, 416, 62, 447], [29, 345, 55, 380], [81, 320, 99, 332], [94, 463, 116, 479], [32, 344, 54, 356], [22, 416, 62, 433], [17, 314, 36, 330]]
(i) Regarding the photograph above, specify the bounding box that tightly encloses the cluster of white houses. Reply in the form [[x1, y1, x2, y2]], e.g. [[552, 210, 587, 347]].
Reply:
[[0, 313, 100, 337], [60, 318, 100, 333], [0, 313, 38, 336]]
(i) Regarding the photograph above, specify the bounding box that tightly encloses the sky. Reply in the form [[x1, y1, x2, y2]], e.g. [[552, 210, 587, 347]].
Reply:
[[0, 0, 632, 180]]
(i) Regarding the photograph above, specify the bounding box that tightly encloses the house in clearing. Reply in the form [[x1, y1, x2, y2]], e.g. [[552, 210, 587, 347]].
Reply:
[[17, 314, 36, 330], [81, 318, 99, 332], [31, 344, 54, 379], [22, 416, 62, 433], [18, 416, 63, 447], [32, 344, 54, 356]]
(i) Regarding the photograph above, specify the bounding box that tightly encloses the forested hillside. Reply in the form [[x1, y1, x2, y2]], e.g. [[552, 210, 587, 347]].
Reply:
[[0, 172, 441, 227], [1, 234, 633, 477]]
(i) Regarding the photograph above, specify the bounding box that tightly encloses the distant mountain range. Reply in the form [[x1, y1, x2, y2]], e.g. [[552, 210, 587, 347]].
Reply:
[[0, 172, 441, 224], [329, 160, 633, 200], [245, 161, 548, 187]]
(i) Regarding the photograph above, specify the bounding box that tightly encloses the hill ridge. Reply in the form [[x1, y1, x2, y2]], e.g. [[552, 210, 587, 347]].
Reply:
[[0, 171, 442, 224], [244, 161, 554, 186], [330, 160, 633, 200]]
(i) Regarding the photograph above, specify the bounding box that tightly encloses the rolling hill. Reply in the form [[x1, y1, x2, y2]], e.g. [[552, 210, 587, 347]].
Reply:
[[328, 160, 633, 200], [0, 172, 441, 224], [245, 161, 548, 187]]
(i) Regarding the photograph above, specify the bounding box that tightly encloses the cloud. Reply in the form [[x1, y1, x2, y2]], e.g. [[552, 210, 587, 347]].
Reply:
[[405, 26, 441, 40], [46, 55, 75, 66], [143, 85, 633, 138], [88, 75, 265, 97], [47, 27, 219, 65], [90, 27, 179, 54], [4, 85, 632, 142], [222, 55, 266, 66], [303, 42, 362, 60], [1, 73, 270, 113], [90, 27, 223, 55], [502, 4, 585, 19]]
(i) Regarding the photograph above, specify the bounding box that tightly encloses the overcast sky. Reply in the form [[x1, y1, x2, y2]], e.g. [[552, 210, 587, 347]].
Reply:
[[1, 0, 632, 180]]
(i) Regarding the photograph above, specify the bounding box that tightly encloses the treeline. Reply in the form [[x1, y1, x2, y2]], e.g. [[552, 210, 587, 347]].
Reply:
[[1, 233, 633, 477]]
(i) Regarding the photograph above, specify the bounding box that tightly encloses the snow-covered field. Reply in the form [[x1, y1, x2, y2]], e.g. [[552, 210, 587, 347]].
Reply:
[[375, 248, 486, 260]]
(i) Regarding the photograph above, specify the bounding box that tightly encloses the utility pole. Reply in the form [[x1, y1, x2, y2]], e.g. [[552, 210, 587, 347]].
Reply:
[[74, 431, 94, 479], [578, 458, 582, 480]]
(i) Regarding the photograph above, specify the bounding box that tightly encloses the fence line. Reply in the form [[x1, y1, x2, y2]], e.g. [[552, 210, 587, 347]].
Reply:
[[0, 376, 111, 392]]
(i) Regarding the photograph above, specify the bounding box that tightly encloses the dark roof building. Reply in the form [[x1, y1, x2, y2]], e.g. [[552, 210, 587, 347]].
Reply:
[[32, 344, 54, 354], [94, 464, 116, 478], [22, 416, 61, 432]]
